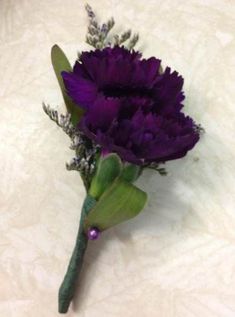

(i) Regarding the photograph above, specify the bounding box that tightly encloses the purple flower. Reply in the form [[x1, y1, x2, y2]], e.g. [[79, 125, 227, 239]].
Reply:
[[62, 46, 200, 165]]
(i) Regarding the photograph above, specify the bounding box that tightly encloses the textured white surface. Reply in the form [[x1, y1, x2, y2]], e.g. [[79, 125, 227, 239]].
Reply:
[[1, 0, 235, 316]]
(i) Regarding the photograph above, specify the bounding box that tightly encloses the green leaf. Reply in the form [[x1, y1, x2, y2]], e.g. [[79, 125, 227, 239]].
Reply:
[[85, 178, 147, 231], [51, 44, 83, 125], [89, 153, 122, 200], [121, 163, 140, 182]]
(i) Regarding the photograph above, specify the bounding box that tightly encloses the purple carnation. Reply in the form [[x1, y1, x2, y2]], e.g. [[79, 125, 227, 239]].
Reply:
[[62, 46, 200, 165]]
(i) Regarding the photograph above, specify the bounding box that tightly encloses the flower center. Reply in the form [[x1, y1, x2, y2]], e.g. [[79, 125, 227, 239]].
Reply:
[[102, 85, 152, 98]]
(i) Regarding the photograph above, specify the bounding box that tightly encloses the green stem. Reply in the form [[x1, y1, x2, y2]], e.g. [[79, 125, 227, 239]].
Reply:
[[80, 171, 90, 192], [58, 195, 96, 314]]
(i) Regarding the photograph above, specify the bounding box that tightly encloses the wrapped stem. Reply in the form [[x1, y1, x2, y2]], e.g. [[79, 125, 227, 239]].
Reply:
[[58, 195, 96, 313]]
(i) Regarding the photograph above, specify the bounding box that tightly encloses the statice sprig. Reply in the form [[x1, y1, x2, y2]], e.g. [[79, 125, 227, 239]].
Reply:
[[113, 30, 132, 46], [42, 102, 75, 137], [42, 103, 99, 189], [128, 33, 139, 50], [85, 4, 139, 50], [196, 123, 205, 135], [85, 4, 115, 49], [145, 162, 168, 176]]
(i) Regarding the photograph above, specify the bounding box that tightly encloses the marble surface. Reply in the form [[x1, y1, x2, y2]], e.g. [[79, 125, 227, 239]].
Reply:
[[1, 0, 235, 316]]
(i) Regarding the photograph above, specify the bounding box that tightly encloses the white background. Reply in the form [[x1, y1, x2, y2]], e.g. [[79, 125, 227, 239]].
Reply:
[[0, 0, 235, 316]]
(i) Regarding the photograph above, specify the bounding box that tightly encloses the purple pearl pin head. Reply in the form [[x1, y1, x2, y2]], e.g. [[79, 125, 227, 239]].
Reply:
[[87, 227, 100, 240]]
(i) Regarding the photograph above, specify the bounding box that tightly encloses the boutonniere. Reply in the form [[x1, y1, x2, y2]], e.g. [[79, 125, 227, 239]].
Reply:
[[43, 4, 203, 314]]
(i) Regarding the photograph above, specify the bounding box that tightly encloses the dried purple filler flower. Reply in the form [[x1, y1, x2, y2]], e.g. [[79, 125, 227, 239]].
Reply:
[[62, 46, 200, 165]]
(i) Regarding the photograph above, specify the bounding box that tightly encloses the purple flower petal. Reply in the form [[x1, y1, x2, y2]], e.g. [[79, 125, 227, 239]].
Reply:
[[62, 71, 97, 109], [63, 46, 200, 165]]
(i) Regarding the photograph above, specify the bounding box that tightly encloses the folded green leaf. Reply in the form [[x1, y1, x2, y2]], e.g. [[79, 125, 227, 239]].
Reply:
[[121, 163, 141, 182], [85, 178, 147, 231], [89, 153, 122, 200], [51, 44, 83, 125]]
